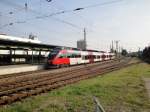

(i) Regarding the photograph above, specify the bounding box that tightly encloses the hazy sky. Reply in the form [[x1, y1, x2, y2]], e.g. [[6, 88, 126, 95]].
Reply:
[[0, 0, 150, 51]]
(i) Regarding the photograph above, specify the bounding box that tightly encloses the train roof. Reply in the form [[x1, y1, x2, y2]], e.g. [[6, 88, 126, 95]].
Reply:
[[54, 46, 107, 53]]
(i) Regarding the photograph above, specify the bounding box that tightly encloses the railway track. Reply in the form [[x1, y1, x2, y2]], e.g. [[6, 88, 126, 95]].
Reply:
[[0, 58, 137, 106], [0, 59, 120, 85], [0, 60, 120, 92], [0, 59, 118, 80]]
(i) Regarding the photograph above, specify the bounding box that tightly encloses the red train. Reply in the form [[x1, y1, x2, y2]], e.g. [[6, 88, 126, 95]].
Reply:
[[46, 47, 115, 68]]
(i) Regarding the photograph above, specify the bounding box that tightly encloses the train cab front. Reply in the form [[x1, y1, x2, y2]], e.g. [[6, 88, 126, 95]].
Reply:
[[46, 50, 59, 68]]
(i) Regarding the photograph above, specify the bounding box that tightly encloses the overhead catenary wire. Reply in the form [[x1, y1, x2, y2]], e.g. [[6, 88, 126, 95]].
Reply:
[[0, 0, 27, 15], [54, 1, 94, 33], [0, 0, 123, 29], [0, 0, 48, 17], [0, 0, 79, 29], [22, 0, 124, 22], [51, 17, 82, 29], [0, 15, 82, 30], [0, 4, 82, 30], [82, 0, 123, 9]]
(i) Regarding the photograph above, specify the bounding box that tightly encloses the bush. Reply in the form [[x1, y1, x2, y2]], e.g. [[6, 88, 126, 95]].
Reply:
[[141, 46, 150, 63]]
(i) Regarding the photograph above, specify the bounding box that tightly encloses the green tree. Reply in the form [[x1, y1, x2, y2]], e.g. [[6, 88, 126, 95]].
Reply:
[[142, 46, 150, 63]]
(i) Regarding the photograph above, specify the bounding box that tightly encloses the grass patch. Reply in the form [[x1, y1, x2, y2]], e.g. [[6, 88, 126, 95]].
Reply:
[[0, 62, 150, 112]]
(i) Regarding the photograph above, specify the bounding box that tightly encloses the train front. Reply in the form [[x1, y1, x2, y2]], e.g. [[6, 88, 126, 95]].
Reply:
[[46, 50, 60, 68]]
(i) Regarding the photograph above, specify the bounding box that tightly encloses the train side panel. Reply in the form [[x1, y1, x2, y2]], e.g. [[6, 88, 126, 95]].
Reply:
[[47, 47, 115, 68], [80, 51, 89, 64], [69, 50, 82, 65]]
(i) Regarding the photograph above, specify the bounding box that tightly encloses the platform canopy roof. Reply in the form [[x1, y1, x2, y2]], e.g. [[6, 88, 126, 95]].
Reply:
[[0, 39, 60, 51], [0, 39, 106, 52]]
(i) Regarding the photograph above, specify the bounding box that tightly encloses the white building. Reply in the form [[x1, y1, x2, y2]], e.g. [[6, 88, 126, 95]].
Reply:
[[77, 40, 86, 50]]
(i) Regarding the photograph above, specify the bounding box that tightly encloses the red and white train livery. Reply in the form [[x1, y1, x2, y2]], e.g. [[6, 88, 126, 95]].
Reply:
[[46, 47, 115, 68]]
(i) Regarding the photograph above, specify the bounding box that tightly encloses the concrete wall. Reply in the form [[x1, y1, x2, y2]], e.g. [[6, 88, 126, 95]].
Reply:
[[0, 65, 44, 75]]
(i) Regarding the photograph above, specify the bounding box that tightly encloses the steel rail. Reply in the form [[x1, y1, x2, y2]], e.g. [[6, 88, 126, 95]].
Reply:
[[0, 58, 136, 106]]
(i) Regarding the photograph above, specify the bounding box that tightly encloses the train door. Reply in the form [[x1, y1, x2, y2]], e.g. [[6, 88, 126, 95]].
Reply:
[[101, 53, 106, 61], [69, 50, 78, 65], [88, 52, 94, 63], [80, 51, 87, 64], [75, 51, 81, 64], [99, 53, 103, 61]]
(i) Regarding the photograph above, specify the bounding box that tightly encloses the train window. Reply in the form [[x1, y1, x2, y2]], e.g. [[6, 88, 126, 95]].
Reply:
[[89, 55, 92, 59], [66, 53, 72, 58], [85, 56, 87, 59], [48, 54, 56, 59], [67, 54, 71, 58], [93, 55, 96, 59], [70, 54, 75, 58], [85, 55, 89, 60], [58, 54, 66, 58], [48, 50, 60, 59], [88, 55, 90, 59], [64, 54, 67, 58], [75, 54, 78, 58], [71, 54, 79, 58], [93, 55, 95, 59], [59, 56, 63, 58], [82, 56, 85, 60], [70, 54, 73, 58], [102, 55, 106, 58], [73, 54, 76, 58], [90, 55, 92, 59], [50, 50, 59, 55], [76, 54, 81, 58]]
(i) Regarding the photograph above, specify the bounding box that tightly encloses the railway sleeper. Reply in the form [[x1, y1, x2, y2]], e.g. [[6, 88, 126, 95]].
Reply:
[[0, 60, 136, 106], [0, 63, 122, 97], [0, 60, 120, 86], [0, 61, 118, 89]]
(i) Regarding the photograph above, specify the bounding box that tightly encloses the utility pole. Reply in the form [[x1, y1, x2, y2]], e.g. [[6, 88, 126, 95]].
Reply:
[[115, 40, 119, 53], [114, 40, 120, 59], [119, 46, 121, 59], [84, 28, 87, 50], [112, 40, 114, 52]]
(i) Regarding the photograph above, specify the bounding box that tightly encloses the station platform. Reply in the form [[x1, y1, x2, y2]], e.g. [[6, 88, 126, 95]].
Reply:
[[0, 64, 44, 75]]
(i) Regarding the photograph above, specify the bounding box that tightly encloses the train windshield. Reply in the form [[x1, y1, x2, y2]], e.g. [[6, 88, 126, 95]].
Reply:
[[48, 50, 59, 59]]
